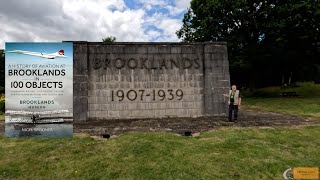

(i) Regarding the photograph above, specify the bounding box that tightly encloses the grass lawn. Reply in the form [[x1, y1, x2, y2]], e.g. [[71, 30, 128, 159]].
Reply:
[[1, 82, 319, 179], [244, 82, 320, 119], [1, 126, 320, 179], [0, 114, 4, 121]]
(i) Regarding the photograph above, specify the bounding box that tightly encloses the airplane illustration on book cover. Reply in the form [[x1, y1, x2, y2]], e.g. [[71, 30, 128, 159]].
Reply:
[[7, 49, 67, 59]]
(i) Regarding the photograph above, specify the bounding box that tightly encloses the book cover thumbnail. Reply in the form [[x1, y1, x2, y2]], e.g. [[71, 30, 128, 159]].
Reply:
[[5, 42, 73, 138]]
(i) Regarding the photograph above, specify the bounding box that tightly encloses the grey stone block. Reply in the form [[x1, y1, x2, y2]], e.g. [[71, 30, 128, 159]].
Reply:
[[73, 42, 229, 121]]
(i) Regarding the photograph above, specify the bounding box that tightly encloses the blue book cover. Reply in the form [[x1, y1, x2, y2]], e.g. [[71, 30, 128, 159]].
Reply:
[[5, 42, 73, 138]]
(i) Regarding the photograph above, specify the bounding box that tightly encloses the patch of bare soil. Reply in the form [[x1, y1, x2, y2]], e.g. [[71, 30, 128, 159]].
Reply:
[[1, 110, 319, 136], [74, 110, 319, 136], [0, 121, 4, 135]]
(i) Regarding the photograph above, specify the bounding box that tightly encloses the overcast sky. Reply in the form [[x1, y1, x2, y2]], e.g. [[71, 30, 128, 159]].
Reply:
[[0, 0, 191, 49]]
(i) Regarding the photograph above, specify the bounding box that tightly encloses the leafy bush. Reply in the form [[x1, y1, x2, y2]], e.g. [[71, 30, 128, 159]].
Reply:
[[0, 101, 4, 113], [0, 86, 4, 94], [0, 94, 4, 113]]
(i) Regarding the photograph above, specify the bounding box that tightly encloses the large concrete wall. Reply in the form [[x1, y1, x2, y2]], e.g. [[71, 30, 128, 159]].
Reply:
[[73, 42, 230, 122]]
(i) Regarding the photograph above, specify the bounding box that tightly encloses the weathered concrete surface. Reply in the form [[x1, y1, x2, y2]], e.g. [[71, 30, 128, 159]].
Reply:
[[73, 42, 230, 121]]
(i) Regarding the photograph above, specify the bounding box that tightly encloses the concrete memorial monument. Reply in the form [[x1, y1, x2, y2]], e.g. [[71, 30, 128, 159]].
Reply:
[[72, 42, 230, 121]]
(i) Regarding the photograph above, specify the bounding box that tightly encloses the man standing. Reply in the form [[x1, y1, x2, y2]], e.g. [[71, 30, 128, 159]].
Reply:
[[228, 85, 241, 123], [31, 114, 37, 125]]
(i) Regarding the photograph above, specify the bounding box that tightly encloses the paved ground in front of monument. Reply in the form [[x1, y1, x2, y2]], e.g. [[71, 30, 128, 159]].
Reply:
[[1, 109, 319, 136]]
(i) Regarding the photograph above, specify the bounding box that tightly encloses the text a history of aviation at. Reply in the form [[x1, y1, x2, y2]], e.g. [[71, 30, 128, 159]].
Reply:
[[7, 64, 66, 69]]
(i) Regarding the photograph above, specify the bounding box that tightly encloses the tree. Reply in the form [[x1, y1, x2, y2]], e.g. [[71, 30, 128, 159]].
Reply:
[[0, 50, 4, 88], [177, 0, 320, 90], [102, 36, 116, 44]]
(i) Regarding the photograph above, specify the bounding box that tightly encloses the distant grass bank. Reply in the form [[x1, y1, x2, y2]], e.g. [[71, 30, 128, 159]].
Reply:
[[0, 114, 4, 121], [244, 82, 320, 119], [1, 126, 320, 179]]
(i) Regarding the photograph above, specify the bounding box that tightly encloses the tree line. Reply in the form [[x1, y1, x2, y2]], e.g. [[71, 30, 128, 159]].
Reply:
[[177, 0, 320, 90]]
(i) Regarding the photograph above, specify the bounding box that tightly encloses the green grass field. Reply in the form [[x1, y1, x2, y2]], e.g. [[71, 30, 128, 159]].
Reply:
[[1, 126, 320, 180], [0, 114, 4, 121], [0, 82, 319, 179], [244, 82, 320, 119]]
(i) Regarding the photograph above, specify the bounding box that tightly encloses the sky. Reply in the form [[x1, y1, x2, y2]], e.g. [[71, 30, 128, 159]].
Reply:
[[0, 0, 191, 49]]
